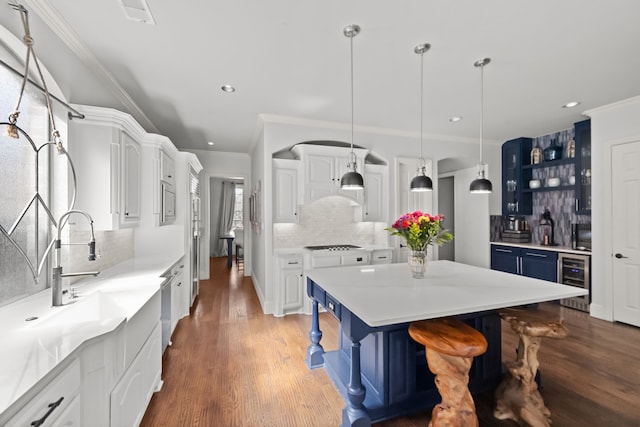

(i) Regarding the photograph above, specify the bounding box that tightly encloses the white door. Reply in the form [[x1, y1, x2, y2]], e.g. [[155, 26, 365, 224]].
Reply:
[[612, 140, 640, 327], [395, 157, 433, 262]]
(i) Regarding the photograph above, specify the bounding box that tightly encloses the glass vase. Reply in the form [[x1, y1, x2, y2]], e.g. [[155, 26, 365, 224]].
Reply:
[[408, 250, 427, 279]]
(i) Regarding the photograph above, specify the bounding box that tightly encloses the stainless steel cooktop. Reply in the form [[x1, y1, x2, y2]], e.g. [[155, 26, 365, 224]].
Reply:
[[304, 244, 362, 251]]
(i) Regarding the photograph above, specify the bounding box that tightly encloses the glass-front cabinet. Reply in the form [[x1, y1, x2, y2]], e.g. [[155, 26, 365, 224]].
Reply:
[[574, 119, 591, 214], [502, 137, 533, 216]]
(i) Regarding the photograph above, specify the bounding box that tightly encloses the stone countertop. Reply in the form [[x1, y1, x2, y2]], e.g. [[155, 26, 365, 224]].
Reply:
[[491, 241, 591, 256], [306, 260, 588, 328], [0, 253, 183, 417]]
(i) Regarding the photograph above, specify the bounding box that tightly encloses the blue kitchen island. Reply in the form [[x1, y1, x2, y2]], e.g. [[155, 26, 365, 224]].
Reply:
[[305, 261, 588, 427]]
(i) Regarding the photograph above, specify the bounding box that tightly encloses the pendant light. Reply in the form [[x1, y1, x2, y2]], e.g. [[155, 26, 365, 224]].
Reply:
[[340, 24, 364, 190], [469, 58, 493, 193], [410, 43, 433, 192]]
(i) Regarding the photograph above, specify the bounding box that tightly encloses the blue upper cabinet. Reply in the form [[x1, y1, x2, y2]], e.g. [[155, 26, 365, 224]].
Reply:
[[574, 119, 591, 215], [502, 137, 533, 216]]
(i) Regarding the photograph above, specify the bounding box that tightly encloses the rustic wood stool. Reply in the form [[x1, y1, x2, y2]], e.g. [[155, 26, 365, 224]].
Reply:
[[494, 308, 568, 427], [409, 318, 488, 427]]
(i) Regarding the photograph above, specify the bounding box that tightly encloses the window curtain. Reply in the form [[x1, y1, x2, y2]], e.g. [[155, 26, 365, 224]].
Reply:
[[217, 181, 236, 256]]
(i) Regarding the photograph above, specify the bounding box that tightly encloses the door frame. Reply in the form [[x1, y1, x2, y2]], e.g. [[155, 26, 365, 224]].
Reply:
[[604, 136, 640, 324], [591, 135, 640, 321]]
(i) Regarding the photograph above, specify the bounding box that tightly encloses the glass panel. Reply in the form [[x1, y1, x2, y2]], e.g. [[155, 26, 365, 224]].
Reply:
[[0, 60, 51, 306]]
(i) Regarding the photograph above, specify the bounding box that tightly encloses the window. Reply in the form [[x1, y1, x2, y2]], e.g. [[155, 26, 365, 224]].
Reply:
[[232, 184, 243, 230], [0, 40, 67, 307]]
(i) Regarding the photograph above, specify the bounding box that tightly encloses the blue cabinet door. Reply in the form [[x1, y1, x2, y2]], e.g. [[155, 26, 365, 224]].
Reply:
[[521, 249, 558, 282], [574, 119, 591, 215], [491, 245, 520, 274], [502, 137, 533, 216]]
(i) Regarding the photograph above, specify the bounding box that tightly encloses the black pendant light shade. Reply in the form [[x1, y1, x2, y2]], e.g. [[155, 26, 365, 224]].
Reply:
[[340, 24, 364, 190], [410, 43, 433, 192], [469, 57, 493, 194], [341, 170, 365, 189], [469, 166, 493, 193], [410, 173, 433, 192]]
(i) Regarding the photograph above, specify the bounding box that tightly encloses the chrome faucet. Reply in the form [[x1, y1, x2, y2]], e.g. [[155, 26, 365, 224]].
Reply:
[[52, 210, 100, 306]]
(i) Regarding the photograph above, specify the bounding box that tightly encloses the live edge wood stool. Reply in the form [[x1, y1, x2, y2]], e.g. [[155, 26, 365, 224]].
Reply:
[[494, 308, 568, 427], [409, 318, 488, 427]]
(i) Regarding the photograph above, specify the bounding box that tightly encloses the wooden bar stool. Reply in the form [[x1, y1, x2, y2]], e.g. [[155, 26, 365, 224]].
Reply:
[[409, 318, 488, 427], [494, 308, 568, 427]]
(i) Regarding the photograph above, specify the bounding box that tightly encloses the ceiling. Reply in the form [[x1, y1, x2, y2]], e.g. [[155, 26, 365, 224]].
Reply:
[[10, 1, 640, 153]]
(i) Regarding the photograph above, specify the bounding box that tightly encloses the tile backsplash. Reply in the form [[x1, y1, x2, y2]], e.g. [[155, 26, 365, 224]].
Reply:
[[273, 196, 388, 249], [67, 228, 134, 283]]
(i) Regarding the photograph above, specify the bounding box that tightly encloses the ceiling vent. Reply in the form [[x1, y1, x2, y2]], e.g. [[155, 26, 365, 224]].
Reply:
[[117, 0, 156, 25]]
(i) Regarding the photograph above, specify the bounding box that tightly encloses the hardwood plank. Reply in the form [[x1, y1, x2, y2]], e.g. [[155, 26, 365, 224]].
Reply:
[[141, 258, 640, 426]]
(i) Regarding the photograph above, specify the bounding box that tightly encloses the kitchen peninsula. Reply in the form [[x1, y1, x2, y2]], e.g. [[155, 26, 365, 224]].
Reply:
[[305, 261, 587, 427]]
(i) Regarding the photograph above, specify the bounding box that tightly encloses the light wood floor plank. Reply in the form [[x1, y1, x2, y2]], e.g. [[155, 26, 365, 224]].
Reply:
[[141, 257, 640, 426]]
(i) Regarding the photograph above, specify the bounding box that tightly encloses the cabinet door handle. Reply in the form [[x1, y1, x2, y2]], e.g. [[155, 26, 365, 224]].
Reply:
[[575, 198, 579, 211], [31, 396, 64, 427]]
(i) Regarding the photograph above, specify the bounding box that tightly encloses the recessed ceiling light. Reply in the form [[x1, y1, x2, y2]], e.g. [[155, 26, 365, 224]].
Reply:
[[221, 85, 236, 93], [449, 116, 463, 122], [562, 101, 580, 108], [207, 141, 215, 146]]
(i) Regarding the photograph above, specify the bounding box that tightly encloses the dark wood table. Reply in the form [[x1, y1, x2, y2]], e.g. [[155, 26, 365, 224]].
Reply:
[[219, 233, 234, 267]]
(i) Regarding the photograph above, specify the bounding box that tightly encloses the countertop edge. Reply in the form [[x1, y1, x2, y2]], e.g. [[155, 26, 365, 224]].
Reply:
[[490, 241, 591, 255]]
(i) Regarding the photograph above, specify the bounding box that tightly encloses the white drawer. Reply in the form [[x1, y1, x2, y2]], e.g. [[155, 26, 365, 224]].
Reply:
[[5, 359, 80, 427], [341, 252, 370, 266]]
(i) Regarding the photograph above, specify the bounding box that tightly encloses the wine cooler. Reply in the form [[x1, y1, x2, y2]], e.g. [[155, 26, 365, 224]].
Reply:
[[558, 253, 590, 312]]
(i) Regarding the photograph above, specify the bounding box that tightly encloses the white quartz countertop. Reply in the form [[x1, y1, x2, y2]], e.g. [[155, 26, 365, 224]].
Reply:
[[306, 261, 588, 327], [491, 241, 591, 255], [0, 253, 182, 416]]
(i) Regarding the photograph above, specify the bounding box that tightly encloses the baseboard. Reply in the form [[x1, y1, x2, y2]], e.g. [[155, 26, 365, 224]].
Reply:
[[589, 303, 613, 321]]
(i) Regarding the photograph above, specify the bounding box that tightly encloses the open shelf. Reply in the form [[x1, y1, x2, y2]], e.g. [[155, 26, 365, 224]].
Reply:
[[523, 185, 574, 193], [522, 158, 574, 170]]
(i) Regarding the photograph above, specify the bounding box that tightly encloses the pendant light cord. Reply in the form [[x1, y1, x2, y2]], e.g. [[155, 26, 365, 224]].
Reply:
[[419, 50, 424, 162], [350, 33, 355, 155], [479, 63, 484, 165]]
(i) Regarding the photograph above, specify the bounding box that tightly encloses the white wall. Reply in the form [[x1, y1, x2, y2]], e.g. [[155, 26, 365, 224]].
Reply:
[[585, 95, 640, 321], [453, 166, 491, 267]]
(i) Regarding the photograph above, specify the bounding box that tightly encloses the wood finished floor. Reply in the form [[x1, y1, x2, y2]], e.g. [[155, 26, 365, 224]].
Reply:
[[140, 257, 640, 427]]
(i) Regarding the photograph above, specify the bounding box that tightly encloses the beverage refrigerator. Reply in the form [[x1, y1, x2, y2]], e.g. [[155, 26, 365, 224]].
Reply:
[[558, 252, 590, 312]]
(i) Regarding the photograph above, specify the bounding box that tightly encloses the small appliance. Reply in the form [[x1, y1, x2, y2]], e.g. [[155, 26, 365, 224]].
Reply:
[[571, 224, 592, 251]]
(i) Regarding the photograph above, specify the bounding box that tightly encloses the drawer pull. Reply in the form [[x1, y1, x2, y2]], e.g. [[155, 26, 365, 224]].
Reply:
[[525, 252, 548, 258], [31, 396, 64, 427], [495, 248, 512, 253]]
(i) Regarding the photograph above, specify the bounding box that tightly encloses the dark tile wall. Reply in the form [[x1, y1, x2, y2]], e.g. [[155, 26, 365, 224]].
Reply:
[[496, 127, 591, 246]]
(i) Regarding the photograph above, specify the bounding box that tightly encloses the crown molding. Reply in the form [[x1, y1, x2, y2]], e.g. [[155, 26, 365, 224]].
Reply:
[[21, 0, 159, 134]]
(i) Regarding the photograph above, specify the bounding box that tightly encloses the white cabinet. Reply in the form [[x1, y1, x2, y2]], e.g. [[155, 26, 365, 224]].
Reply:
[[362, 164, 388, 222], [68, 105, 145, 230], [123, 132, 141, 222], [291, 144, 367, 204], [273, 159, 300, 222], [171, 264, 185, 333], [274, 254, 305, 316], [4, 359, 81, 427], [110, 322, 162, 427], [160, 149, 176, 186], [371, 248, 393, 264]]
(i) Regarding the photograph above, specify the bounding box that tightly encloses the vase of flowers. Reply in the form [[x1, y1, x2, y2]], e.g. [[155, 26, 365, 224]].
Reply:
[[386, 211, 453, 279]]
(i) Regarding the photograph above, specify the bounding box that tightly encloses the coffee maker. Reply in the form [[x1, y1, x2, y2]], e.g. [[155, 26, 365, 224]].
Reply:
[[502, 216, 531, 243]]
